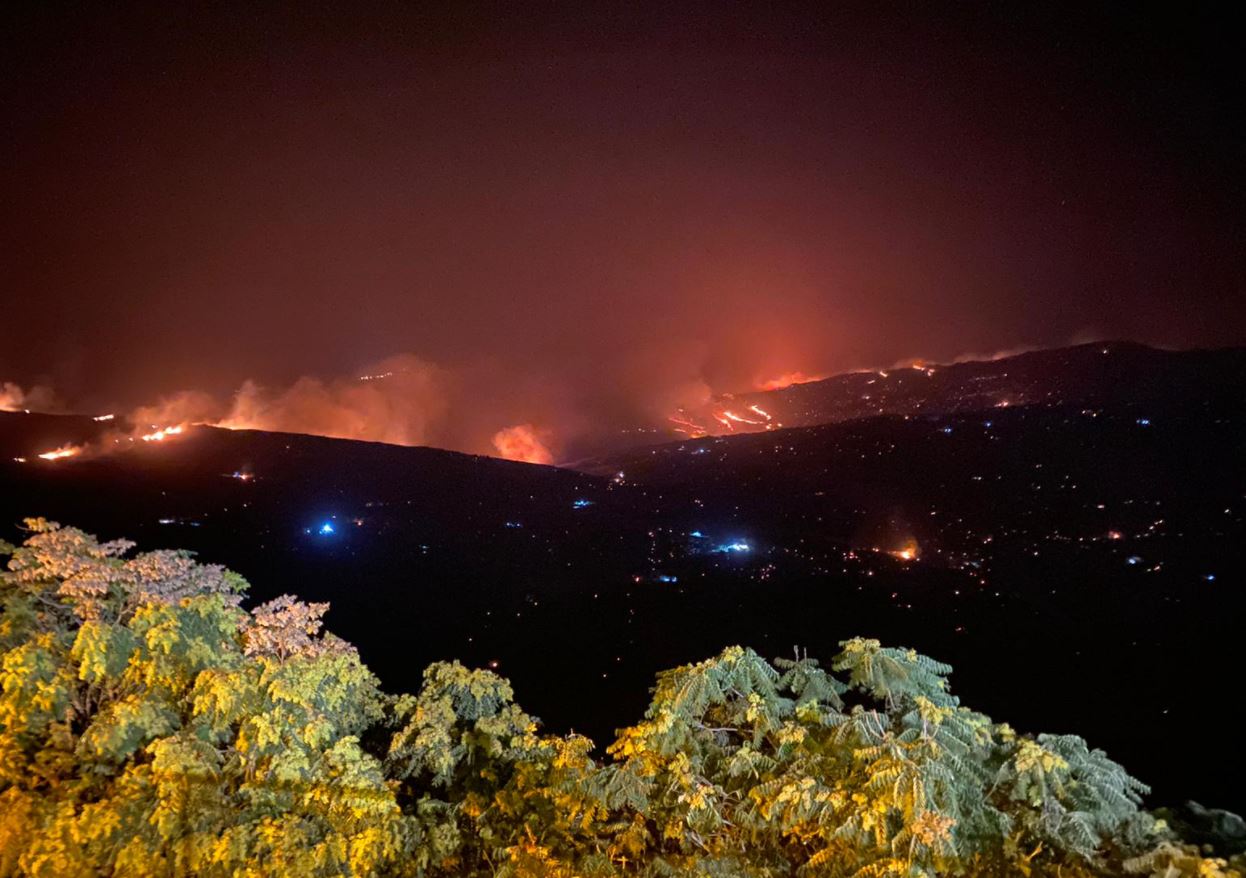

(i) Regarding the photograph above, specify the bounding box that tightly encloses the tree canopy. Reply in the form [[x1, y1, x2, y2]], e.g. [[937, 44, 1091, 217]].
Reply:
[[0, 519, 1239, 877]]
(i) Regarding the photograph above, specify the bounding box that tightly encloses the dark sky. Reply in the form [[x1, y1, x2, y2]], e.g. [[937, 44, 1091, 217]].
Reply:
[[2, 3, 1243, 452]]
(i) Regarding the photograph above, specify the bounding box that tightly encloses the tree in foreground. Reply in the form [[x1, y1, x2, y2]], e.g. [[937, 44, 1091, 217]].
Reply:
[[0, 520, 1240, 877]]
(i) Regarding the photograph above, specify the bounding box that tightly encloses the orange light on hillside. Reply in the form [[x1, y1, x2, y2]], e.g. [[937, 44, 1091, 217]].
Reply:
[[890, 540, 920, 562], [756, 371, 826, 391]]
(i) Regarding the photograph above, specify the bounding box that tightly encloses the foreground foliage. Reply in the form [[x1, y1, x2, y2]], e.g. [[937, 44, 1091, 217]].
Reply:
[[0, 520, 1239, 877]]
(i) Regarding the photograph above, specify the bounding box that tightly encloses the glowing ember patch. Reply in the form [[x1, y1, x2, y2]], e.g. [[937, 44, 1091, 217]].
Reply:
[[38, 445, 81, 461], [92, 413, 115, 421], [756, 371, 827, 391]]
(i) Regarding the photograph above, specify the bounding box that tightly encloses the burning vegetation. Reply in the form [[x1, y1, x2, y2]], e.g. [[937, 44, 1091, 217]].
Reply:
[[3, 341, 1158, 464], [36, 445, 80, 461], [140, 424, 184, 442], [755, 370, 828, 391], [889, 539, 921, 562]]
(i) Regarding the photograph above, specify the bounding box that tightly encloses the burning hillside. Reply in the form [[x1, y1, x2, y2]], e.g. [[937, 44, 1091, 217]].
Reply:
[[754, 370, 827, 391], [648, 342, 1216, 445], [5, 342, 1233, 466]]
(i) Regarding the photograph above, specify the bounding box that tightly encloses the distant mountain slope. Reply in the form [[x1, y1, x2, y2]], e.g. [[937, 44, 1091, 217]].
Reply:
[[634, 342, 1246, 446], [0, 418, 617, 552]]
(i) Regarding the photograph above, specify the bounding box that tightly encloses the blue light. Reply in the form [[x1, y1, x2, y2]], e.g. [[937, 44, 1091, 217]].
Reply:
[[717, 541, 751, 553], [656, 575, 678, 583], [1136, 418, 1151, 426], [1203, 574, 1216, 582], [689, 530, 705, 538], [318, 522, 336, 535], [1126, 555, 1141, 565], [572, 498, 595, 509], [940, 426, 954, 434]]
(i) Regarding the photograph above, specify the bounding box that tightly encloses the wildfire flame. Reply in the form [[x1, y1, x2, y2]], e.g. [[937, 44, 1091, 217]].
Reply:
[[669, 399, 778, 438], [38, 445, 81, 461], [140, 425, 185, 442], [721, 410, 765, 426], [668, 414, 708, 437], [889, 540, 920, 562], [34, 421, 186, 462]]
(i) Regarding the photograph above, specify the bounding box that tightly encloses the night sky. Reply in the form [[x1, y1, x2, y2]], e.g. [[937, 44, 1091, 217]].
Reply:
[[2, 3, 1243, 456]]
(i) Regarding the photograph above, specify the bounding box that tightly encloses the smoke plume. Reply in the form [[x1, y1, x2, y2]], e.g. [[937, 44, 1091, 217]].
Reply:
[[1, 382, 57, 413], [491, 424, 554, 465], [216, 355, 448, 447], [14, 330, 1117, 466]]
